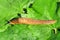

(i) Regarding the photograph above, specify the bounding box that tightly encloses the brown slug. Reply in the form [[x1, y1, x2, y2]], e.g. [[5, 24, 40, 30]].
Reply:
[[9, 18, 56, 25]]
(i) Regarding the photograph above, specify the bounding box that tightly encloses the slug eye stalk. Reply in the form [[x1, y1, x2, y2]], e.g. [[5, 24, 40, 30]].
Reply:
[[9, 18, 56, 25]]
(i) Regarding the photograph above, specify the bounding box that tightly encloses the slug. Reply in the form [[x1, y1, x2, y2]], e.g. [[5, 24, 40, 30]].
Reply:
[[9, 18, 56, 25]]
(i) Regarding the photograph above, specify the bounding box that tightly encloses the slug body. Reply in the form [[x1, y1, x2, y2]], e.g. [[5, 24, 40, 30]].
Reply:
[[9, 18, 56, 25]]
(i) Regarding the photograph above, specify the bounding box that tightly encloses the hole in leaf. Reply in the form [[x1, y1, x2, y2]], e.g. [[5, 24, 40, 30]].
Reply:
[[23, 8, 27, 14], [52, 29, 55, 34], [52, 28, 57, 34], [29, 3, 33, 8], [57, 28, 60, 31], [17, 13, 21, 17]]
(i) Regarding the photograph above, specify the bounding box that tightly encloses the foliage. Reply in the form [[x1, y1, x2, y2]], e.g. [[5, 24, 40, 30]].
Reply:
[[0, 0, 60, 40]]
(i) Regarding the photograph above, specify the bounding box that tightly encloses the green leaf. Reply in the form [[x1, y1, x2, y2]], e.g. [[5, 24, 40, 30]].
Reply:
[[0, 0, 58, 40], [0, 25, 51, 40]]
